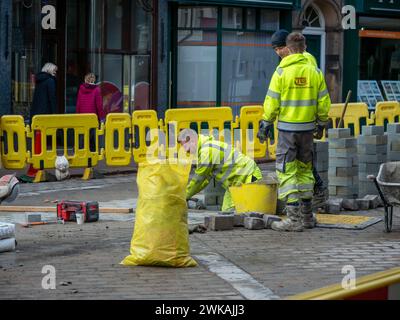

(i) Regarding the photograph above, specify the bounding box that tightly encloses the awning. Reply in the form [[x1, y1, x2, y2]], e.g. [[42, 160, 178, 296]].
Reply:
[[170, 0, 299, 9]]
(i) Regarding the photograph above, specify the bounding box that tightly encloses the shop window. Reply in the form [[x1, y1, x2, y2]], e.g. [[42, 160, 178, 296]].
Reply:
[[66, 0, 152, 114], [177, 30, 217, 108], [175, 6, 279, 112], [260, 10, 279, 31], [221, 31, 278, 115], [222, 7, 243, 29], [246, 9, 256, 30], [178, 7, 218, 29]]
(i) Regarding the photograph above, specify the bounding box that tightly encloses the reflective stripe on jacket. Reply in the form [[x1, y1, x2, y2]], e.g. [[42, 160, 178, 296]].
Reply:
[[186, 135, 260, 199], [262, 53, 331, 132]]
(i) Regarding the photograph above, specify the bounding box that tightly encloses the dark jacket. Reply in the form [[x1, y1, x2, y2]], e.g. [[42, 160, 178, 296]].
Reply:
[[30, 72, 57, 121]]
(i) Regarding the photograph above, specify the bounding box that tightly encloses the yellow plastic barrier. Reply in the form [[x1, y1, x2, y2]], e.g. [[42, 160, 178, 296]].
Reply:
[[328, 103, 374, 136], [0, 115, 28, 169], [374, 101, 400, 128], [105, 113, 132, 166], [164, 107, 234, 159], [29, 114, 101, 170], [132, 110, 160, 163], [239, 106, 268, 159], [287, 267, 400, 300]]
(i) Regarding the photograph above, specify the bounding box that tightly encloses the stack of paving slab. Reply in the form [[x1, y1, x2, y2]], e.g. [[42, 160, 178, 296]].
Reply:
[[314, 141, 329, 188], [204, 212, 282, 231], [386, 123, 400, 162], [0, 222, 16, 253], [204, 178, 225, 211], [358, 125, 387, 197], [328, 128, 359, 199]]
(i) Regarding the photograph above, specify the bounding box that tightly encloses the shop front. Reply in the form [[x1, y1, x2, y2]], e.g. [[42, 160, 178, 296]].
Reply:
[[11, 0, 153, 120], [343, 0, 400, 108], [163, 0, 299, 115]]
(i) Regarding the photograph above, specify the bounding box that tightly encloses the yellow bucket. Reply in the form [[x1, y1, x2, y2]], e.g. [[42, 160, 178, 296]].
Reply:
[[229, 177, 278, 215]]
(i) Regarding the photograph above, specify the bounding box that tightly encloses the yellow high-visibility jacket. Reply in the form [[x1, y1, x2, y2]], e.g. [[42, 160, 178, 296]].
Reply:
[[303, 51, 317, 67], [186, 135, 261, 199], [263, 53, 331, 131]]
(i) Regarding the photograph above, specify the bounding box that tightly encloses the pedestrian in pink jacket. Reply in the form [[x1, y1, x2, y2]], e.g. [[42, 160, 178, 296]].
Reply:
[[76, 73, 105, 122]]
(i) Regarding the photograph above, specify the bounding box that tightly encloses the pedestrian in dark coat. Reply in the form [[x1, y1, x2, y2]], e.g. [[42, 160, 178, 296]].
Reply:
[[30, 62, 58, 122]]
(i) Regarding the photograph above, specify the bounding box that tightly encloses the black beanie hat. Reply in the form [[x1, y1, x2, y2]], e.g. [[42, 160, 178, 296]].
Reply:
[[271, 29, 289, 48]]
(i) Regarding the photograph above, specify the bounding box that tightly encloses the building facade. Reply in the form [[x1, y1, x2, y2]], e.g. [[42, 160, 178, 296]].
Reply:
[[1, 0, 154, 119], [1, 0, 399, 119]]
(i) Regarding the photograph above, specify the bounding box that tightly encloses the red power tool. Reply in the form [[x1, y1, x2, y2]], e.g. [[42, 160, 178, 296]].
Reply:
[[56, 200, 99, 223]]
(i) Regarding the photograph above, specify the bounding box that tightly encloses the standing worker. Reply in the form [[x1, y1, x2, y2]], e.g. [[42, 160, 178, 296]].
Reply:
[[257, 32, 331, 231], [178, 129, 262, 212], [270, 29, 329, 213]]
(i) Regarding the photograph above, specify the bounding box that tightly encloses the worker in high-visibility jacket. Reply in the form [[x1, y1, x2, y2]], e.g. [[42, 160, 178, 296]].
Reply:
[[257, 32, 331, 232], [271, 29, 329, 213], [178, 129, 262, 212]]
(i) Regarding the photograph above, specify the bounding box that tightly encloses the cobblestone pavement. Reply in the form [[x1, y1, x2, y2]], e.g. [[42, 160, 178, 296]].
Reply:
[[1, 170, 400, 300]]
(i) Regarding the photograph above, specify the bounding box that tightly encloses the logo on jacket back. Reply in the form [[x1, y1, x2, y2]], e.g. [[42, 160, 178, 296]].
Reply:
[[295, 77, 307, 86]]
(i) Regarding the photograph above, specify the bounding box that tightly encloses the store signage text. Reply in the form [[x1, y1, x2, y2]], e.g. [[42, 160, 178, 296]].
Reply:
[[41, 5, 56, 30], [342, 5, 356, 30]]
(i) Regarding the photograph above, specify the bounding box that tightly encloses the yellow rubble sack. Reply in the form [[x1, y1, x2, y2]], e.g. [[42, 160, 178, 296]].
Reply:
[[121, 160, 197, 268]]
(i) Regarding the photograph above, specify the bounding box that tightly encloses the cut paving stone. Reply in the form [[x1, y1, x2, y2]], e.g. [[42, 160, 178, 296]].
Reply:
[[205, 215, 234, 231], [328, 167, 358, 177], [362, 126, 385, 136], [326, 198, 343, 214], [358, 154, 387, 163], [25, 213, 42, 223], [233, 214, 245, 227], [387, 123, 400, 134], [263, 215, 282, 229], [246, 212, 264, 219], [363, 195, 381, 209], [356, 199, 370, 210], [328, 138, 357, 149], [357, 145, 387, 155], [329, 148, 358, 158], [341, 199, 359, 211], [328, 128, 351, 139], [358, 135, 388, 145], [244, 217, 265, 230]]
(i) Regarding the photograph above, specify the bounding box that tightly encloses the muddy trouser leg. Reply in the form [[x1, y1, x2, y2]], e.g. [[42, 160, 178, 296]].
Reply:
[[296, 132, 316, 227]]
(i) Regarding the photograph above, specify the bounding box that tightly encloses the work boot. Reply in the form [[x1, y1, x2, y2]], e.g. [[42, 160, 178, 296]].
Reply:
[[312, 186, 329, 212], [271, 204, 303, 232], [301, 200, 317, 229]]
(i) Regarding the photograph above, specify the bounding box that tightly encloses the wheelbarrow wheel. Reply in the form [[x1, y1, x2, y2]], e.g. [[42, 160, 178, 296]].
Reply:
[[384, 206, 393, 233]]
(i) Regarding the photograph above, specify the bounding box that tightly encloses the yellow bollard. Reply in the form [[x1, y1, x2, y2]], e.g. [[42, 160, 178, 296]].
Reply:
[[82, 168, 94, 180]]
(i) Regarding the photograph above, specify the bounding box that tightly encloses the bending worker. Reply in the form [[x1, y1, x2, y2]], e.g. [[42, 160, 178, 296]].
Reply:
[[270, 29, 328, 211], [178, 129, 262, 212], [257, 32, 331, 231]]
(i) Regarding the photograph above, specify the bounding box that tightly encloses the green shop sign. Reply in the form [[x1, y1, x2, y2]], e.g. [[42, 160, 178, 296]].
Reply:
[[170, 0, 299, 9], [364, 0, 400, 13]]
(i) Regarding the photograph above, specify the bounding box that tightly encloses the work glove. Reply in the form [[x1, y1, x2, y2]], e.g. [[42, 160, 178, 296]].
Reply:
[[314, 125, 325, 140], [257, 120, 273, 143]]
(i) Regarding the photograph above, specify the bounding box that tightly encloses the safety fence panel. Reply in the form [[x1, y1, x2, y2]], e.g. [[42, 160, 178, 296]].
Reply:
[[164, 107, 234, 158], [30, 114, 100, 169], [328, 103, 373, 136], [132, 110, 160, 163], [0, 116, 28, 169], [374, 101, 400, 129], [105, 113, 132, 166], [239, 106, 268, 159], [287, 267, 400, 300]]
